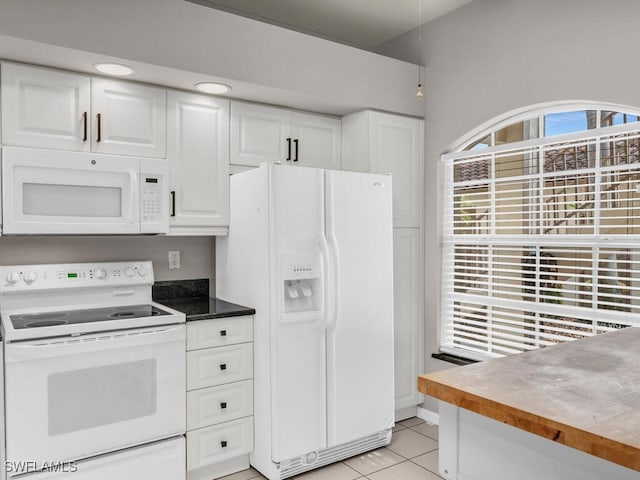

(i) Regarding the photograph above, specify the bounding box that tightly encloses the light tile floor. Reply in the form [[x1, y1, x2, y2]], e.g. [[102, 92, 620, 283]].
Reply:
[[219, 418, 442, 480]]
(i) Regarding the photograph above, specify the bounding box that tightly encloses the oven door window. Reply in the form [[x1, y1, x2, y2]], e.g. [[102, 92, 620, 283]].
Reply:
[[48, 359, 157, 435]]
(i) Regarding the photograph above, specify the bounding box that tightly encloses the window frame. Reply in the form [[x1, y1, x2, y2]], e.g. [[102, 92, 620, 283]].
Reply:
[[441, 103, 640, 361]]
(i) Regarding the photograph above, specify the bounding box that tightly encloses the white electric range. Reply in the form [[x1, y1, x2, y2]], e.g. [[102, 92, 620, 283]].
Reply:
[[0, 261, 186, 480]]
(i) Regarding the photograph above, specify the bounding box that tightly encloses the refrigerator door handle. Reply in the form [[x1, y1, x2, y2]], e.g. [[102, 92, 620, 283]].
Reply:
[[324, 172, 340, 332], [325, 231, 340, 331], [319, 234, 333, 328]]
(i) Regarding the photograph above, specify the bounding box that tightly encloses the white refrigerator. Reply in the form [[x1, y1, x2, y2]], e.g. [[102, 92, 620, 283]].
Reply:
[[217, 164, 394, 479]]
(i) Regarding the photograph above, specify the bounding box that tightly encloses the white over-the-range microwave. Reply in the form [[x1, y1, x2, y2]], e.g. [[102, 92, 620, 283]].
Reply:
[[1, 146, 169, 234]]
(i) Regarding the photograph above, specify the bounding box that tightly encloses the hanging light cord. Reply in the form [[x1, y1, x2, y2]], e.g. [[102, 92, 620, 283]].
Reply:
[[416, 0, 423, 98]]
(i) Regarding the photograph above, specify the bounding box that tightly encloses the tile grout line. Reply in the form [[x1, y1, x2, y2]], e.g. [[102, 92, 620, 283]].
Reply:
[[342, 460, 365, 478], [406, 424, 439, 442], [408, 456, 440, 477]]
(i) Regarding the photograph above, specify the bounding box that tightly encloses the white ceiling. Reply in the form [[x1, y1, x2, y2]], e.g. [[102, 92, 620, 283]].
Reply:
[[187, 0, 473, 49]]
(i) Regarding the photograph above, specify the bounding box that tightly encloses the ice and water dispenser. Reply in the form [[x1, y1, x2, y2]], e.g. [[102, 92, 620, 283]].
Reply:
[[282, 253, 322, 316]]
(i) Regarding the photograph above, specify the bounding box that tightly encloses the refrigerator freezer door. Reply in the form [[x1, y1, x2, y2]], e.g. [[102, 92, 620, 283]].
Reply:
[[270, 165, 328, 461], [325, 169, 395, 447]]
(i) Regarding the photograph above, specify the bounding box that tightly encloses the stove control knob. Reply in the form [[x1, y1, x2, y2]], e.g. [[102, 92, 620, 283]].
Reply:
[[6, 272, 21, 285], [138, 266, 149, 277], [94, 268, 108, 280], [124, 267, 136, 278], [23, 272, 37, 285]]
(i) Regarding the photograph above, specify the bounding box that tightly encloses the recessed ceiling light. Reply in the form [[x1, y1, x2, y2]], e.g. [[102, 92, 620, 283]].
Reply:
[[93, 63, 134, 76], [195, 82, 232, 94]]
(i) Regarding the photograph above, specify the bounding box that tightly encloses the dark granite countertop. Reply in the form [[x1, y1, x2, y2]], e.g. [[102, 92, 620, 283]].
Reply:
[[159, 297, 255, 321], [152, 278, 255, 321]]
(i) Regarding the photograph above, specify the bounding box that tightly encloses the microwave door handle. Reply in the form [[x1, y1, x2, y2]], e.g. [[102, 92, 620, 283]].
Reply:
[[131, 173, 139, 224]]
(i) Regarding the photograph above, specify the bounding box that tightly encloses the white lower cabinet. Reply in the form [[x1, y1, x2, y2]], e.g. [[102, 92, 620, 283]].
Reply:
[[187, 417, 254, 471], [392, 228, 423, 412], [186, 316, 254, 480], [187, 380, 253, 431]]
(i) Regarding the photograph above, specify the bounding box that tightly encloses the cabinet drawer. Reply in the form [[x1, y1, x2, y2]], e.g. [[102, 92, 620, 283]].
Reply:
[[187, 316, 253, 350], [187, 380, 253, 430], [187, 343, 253, 390], [187, 416, 253, 471]]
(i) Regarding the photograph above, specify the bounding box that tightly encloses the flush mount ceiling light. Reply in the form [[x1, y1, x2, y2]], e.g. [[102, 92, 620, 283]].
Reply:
[[93, 62, 134, 76], [195, 82, 232, 94]]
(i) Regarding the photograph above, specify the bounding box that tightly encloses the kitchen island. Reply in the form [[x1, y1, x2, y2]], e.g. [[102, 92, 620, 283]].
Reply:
[[419, 327, 640, 480]]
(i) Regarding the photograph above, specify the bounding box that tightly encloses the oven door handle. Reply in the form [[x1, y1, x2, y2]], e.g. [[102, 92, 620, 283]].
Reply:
[[5, 324, 186, 363]]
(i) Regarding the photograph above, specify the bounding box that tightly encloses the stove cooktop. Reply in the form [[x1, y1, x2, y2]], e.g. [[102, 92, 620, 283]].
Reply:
[[10, 304, 171, 330]]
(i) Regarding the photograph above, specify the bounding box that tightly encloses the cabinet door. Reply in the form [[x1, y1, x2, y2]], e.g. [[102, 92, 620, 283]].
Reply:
[[290, 112, 341, 169], [230, 102, 291, 166], [370, 112, 423, 227], [1, 63, 90, 151], [91, 78, 166, 157], [167, 91, 229, 232], [393, 228, 423, 410]]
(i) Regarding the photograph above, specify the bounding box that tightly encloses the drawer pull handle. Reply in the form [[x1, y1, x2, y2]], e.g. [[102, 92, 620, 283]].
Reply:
[[220, 363, 227, 371], [220, 329, 227, 337], [220, 401, 227, 409], [221, 440, 228, 448]]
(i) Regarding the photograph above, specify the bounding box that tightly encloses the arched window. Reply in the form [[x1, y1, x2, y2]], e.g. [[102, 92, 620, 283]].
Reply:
[[441, 103, 640, 360]]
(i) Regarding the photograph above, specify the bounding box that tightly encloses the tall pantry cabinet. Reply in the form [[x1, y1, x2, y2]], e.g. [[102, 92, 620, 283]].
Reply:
[[342, 110, 424, 420]]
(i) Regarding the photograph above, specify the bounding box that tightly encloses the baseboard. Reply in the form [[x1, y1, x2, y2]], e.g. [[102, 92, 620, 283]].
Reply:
[[394, 405, 417, 422], [416, 406, 439, 425]]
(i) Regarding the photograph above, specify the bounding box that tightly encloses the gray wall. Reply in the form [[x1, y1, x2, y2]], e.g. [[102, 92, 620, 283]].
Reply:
[[377, 0, 640, 410], [0, 236, 215, 295], [0, 0, 422, 117]]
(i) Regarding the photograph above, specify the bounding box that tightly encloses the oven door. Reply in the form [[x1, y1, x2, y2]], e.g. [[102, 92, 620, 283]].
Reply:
[[2, 146, 139, 234], [4, 324, 185, 468]]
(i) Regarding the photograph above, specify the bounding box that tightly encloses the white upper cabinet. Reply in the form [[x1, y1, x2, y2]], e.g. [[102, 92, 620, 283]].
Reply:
[[342, 110, 423, 227], [290, 112, 341, 169], [230, 102, 291, 167], [167, 90, 229, 234], [1, 62, 167, 158], [91, 78, 166, 158], [230, 101, 341, 169], [1, 63, 91, 151]]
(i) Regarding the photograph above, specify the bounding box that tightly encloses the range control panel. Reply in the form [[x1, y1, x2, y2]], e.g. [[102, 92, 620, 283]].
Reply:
[[0, 261, 154, 292]]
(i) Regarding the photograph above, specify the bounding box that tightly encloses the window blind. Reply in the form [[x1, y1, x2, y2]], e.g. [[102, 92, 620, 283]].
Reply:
[[442, 121, 640, 360]]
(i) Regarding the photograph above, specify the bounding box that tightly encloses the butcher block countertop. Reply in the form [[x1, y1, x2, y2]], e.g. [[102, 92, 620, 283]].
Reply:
[[418, 327, 640, 472]]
